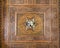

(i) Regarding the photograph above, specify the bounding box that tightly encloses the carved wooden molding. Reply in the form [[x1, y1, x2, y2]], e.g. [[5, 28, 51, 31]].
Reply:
[[1, 0, 59, 48]]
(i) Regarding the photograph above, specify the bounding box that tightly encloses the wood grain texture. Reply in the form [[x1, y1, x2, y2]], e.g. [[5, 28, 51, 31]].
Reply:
[[1, 0, 59, 48]]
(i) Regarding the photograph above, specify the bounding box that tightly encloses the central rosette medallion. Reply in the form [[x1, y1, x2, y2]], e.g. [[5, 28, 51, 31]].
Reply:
[[26, 18, 35, 30]]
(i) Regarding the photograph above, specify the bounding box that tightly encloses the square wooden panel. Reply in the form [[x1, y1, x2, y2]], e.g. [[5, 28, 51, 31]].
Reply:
[[2, 0, 59, 48], [6, 6, 53, 42], [17, 13, 44, 35]]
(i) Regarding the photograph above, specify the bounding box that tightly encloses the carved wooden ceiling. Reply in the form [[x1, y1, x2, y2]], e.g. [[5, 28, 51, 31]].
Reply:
[[1, 0, 59, 48]]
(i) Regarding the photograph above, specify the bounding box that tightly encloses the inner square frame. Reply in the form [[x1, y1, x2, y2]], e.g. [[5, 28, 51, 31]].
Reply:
[[16, 13, 44, 35], [14, 12, 52, 42]]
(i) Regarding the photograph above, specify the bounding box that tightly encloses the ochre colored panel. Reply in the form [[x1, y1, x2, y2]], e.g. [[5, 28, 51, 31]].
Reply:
[[17, 13, 44, 35]]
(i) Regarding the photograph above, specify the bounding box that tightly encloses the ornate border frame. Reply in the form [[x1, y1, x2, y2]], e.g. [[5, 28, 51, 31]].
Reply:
[[0, 0, 60, 48]]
